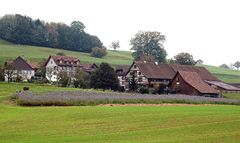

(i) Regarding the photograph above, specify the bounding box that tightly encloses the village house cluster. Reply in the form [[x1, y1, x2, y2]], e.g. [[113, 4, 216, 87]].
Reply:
[[116, 56, 240, 96], [3, 55, 240, 96]]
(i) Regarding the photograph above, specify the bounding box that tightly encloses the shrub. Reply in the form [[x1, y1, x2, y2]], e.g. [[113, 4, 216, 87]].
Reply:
[[139, 87, 149, 94], [73, 68, 90, 88], [56, 52, 66, 56], [91, 47, 107, 58], [158, 84, 166, 94], [57, 71, 70, 87], [23, 87, 29, 91]]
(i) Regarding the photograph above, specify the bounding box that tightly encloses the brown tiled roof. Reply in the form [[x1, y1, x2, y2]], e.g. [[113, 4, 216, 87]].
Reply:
[[5, 56, 34, 70], [205, 81, 240, 91], [126, 61, 219, 81], [135, 62, 175, 79], [169, 64, 220, 81], [177, 71, 219, 94], [80, 63, 98, 73], [45, 55, 81, 67]]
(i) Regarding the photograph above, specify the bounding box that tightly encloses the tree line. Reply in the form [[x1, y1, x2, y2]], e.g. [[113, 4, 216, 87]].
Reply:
[[0, 14, 103, 53]]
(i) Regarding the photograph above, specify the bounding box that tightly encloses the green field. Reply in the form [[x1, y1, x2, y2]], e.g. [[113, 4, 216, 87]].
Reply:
[[0, 39, 240, 83], [199, 65, 240, 83], [0, 39, 133, 66], [0, 82, 240, 143]]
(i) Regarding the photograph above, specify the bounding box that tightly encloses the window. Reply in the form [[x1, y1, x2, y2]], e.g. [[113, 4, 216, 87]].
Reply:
[[138, 71, 141, 75], [54, 66, 57, 70], [138, 77, 142, 82], [133, 65, 137, 69]]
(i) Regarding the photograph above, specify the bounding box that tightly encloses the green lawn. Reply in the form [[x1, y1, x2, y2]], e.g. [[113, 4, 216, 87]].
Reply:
[[0, 39, 133, 66], [0, 82, 240, 143]]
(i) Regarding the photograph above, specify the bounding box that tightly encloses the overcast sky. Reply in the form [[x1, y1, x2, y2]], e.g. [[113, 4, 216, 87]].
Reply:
[[0, 0, 239, 66]]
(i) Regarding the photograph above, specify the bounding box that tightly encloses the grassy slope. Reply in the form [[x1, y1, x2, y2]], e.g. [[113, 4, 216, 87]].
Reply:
[[0, 39, 240, 83], [199, 65, 240, 83], [0, 40, 133, 66]]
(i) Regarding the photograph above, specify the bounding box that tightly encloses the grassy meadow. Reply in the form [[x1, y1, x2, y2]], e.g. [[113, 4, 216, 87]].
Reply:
[[199, 65, 240, 83], [0, 82, 239, 142], [0, 39, 133, 66]]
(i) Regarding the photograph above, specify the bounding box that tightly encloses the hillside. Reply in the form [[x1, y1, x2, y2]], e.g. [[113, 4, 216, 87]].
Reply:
[[0, 39, 239, 83], [0, 39, 133, 66], [199, 64, 240, 83]]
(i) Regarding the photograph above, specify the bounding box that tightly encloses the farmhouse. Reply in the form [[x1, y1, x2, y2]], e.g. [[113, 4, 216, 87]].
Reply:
[[4, 56, 37, 82], [44, 55, 97, 81], [116, 57, 238, 96]]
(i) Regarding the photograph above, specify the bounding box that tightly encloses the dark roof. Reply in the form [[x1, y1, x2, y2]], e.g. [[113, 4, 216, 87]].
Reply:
[[229, 83, 240, 88], [205, 81, 240, 91], [116, 65, 131, 76], [135, 62, 175, 79], [169, 64, 220, 81], [45, 55, 81, 67], [5, 56, 34, 70], [123, 61, 219, 82], [176, 71, 219, 94]]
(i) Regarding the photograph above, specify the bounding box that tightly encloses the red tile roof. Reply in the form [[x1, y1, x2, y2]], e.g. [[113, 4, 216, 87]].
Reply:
[[45, 55, 81, 67], [177, 71, 219, 94]]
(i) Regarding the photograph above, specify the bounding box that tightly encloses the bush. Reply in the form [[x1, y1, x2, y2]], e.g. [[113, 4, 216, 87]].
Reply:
[[91, 47, 107, 58], [139, 87, 149, 94], [57, 71, 70, 87], [56, 52, 66, 56]]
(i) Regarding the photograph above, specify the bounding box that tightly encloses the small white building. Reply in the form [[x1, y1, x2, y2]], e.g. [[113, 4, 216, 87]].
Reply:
[[4, 56, 37, 82]]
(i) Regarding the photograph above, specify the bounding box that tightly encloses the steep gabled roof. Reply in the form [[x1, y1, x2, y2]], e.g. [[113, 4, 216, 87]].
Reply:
[[176, 71, 219, 94], [5, 56, 34, 70], [169, 64, 220, 81]]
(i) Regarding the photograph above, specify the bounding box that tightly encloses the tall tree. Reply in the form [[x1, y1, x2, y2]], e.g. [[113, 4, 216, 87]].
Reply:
[[130, 31, 167, 63], [234, 61, 240, 70], [70, 21, 85, 33], [174, 52, 195, 65], [109, 41, 120, 51], [90, 63, 119, 91]]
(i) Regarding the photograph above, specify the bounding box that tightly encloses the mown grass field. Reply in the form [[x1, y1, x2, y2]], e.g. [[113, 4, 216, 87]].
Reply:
[[0, 82, 240, 143]]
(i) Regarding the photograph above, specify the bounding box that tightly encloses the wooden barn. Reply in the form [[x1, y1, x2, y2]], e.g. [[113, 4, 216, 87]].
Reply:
[[169, 71, 219, 97]]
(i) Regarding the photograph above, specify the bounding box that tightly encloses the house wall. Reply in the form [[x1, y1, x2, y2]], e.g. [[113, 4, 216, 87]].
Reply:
[[4, 70, 35, 82], [45, 57, 80, 82], [169, 74, 200, 96], [45, 58, 58, 81], [123, 63, 148, 90]]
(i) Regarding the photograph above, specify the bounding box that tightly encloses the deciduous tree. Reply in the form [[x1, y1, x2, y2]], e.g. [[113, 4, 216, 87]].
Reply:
[[90, 63, 119, 91], [130, 31, 167, 63], [174, 52, 195, 65]]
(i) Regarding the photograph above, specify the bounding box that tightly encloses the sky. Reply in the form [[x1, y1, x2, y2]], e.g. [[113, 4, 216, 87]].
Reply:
[[0, 0, 239, 66]]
